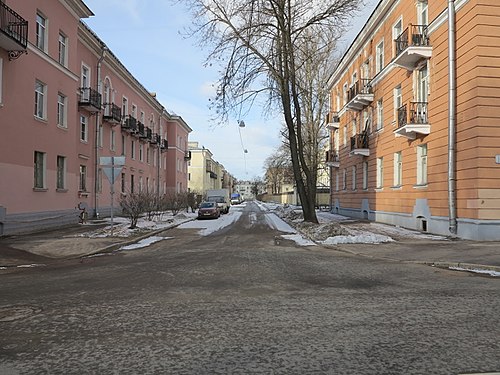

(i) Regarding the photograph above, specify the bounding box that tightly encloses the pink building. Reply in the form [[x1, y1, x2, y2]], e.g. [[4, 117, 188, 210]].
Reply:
[[0, 0, 191, 235], [166, 114, 192, 193]]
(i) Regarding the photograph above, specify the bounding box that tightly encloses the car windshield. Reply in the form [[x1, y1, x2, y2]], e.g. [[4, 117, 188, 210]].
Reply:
[[200, 202, 215, 208]]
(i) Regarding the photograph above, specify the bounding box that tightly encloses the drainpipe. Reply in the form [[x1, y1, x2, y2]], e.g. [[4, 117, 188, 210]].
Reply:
[[94, 45, 107, 219], [448, 0, 457, 234]]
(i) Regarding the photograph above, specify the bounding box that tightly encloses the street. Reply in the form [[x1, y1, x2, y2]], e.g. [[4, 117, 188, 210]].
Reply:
[[1, 202, 499, 374]]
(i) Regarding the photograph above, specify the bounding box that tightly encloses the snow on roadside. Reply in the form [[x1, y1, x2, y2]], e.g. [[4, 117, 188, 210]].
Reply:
[[178, 211, 242, 236], [280, 234, 316, 246], [321, 233, 394, 245], [449, 266, 500, 277], [264, 213, 297, 234], [120, 236, 172, 251]]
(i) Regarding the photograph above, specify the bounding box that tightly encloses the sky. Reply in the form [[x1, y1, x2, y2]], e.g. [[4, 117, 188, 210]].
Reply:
[[82, 0, 379, 181]]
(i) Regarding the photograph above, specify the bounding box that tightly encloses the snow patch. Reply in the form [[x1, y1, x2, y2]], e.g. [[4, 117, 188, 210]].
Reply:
[[120, 236, 168, 250], [449, 266, 500, 277]]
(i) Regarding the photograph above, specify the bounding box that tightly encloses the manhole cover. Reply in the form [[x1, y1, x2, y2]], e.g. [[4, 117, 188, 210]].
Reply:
[[0, 306, 41, 322]]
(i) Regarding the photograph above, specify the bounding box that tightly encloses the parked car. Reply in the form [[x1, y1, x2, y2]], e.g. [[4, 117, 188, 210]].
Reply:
[[197, 201, 220, 219]]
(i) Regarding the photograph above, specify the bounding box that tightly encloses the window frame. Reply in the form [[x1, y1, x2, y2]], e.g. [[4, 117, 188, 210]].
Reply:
[[57, 93, 67, 128], [394, 152, 402, 187], [79, 165, 87, 192], [58, 32, 68, 66], [376, 39, 385, 74], [416, 144, 428, 186], [376, 98, 384, 131], [376, 157, 384, 189], [362, 161, 368, 190], [36, 12, 47, 52], [56, 155, 66, 190], [34, 151, 46, 189], [392, 17, 403, 57], [80, 115, 88, 142], [34, 80, 46, 120], [394, 85, 402, 123]]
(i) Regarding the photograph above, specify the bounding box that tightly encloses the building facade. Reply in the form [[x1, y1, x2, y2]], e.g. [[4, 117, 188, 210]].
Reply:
[[0, 0, 190, 235], [326, 0, 500, 240]]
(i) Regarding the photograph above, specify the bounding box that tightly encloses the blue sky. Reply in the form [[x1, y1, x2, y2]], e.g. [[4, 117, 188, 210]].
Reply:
[[83, 0, 379, 181]]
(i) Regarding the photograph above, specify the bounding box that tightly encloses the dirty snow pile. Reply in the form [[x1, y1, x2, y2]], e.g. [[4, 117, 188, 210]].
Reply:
[[261, 203, 424, 245]]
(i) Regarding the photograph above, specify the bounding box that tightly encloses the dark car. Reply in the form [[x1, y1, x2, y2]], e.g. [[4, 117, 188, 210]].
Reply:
[[197, 201, 220, 219]]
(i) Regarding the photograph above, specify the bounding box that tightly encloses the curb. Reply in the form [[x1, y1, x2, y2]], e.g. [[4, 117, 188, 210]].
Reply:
[[417, 261, 500, 274]]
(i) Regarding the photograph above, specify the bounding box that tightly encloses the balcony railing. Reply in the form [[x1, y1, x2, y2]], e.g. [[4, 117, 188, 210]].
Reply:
[[145, 127, 152, 141], [394, 24, 432, 70], [394, 102, 430, 139], [137, 122, 148, 139], [103, 103, 122, 124], [78, 87, 101, 112], [209, 171, 218, 179], [122, 115, 137, 132], [160, 139, 168, 152], [325, 150, 340, 168], [184, 150, 192, 160], [149, 133, 159, 145], [350, 132, 370, 157], [346, 79, 374, 111], [325, 112, 340, 130], [0, 1, 28, 57]]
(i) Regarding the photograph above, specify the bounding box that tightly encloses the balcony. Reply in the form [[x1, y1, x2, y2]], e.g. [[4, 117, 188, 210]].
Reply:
[[122, 115, 137, 133], [78, 87, 101, 112], [350, 132, 369, 157], [0, 1, 28, 59], [325, 112, 340, 130], [325, 150, 340, 168], [160, 139, 168, 152], [394, 102, 430, 139], [149, 133, 159, 145], [346, 79, 374, 111], [394, 25, 432, 71], [209, 171, 218, 179], [184, 150, 192, 160], [137, 122, 149, 139], [102, 103, 122, 124], [145, 127, 152, 141]]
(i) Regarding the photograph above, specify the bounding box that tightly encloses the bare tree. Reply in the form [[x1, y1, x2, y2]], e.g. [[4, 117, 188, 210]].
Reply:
[[183, 0, 360, 223], [120, 190, 148, 229]]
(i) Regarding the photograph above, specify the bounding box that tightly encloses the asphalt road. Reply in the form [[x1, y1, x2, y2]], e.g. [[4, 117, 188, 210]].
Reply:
[[0, 202, 499, 374]]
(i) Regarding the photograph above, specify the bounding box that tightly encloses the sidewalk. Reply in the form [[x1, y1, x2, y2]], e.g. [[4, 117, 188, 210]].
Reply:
[[1, 221, 500, 276]]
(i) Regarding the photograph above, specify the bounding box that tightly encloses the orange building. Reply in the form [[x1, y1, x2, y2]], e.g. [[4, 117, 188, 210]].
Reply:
[[326, 0, 500, 240]]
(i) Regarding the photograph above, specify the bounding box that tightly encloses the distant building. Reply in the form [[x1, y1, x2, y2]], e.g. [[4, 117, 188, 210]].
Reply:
[[187, 142, 235, 198]]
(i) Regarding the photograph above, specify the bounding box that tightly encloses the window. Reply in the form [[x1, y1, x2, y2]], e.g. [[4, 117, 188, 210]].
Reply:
[[352, 118, 357, 136], [418, 1, 428, 26], [98, 124, 103, 148], [58, 32, 67, 66], [416, 65, 429, 102], [417, 144, 428, 185], [352, 165, 357, 190], [130, 175, 135, 193], [79, 165, 87, 191], [110, 129, 116, 151], [343, 125, 347, 146], [393, 18, 403, 56], [97, 168, 102, 193], [131, 140, 135, 159], [376, 99, 384, 130], [146, 147, 151, 164], [139, 176, 143, 192], [36, 13, 47, 51], [34, 151, 46, 189], [342, 169, 347, 190], [132, 104, 137, 119], [376, 157, 384, 188], [139, 144, 143, 162], [394, 85, 402, 122], [140, 111, 145, 124], [394, 152, 402, 187], [335, 172, 339, 191], [80, 115, 88, 142], [121, 135, 126, 156], [362, 161, 368, 190], [34, 80, 46, 119], [56, 156, 66, 190], [57, 93, 67, 127], [376, 40, 384, 73], [343, 83, 348, 105], [81, 65, 90, 88], [122, 97, 128, 117], [121, 173, 126, 193]]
